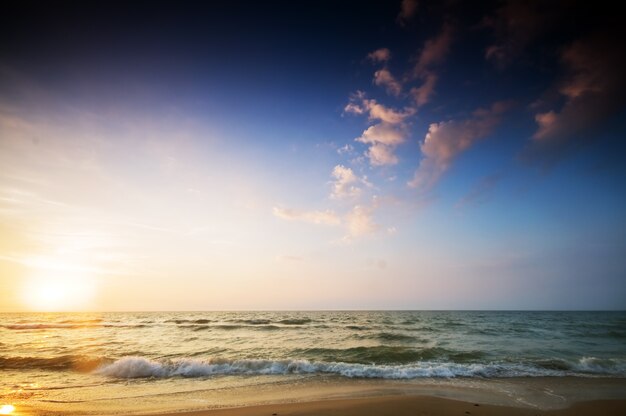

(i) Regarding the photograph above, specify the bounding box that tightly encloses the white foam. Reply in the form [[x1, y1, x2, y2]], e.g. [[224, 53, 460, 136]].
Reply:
[[573, 357, 626, 375], [94, 356, 586, 379]]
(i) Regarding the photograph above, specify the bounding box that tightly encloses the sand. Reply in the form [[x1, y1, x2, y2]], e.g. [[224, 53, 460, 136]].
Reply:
[[157, 395, 626, 416], [11, 377, 626, 415]]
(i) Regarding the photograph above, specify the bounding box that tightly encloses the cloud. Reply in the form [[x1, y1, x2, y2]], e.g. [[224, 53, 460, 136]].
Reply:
[[273, 200, 383, 243], [367, 48, 391, 63], [397, 0, 418, 26], [373, 68, 402, 96], [409, 101, 510, 190], [356, 123, 406, 146], [523, 33, 626, 167], [409, 73, 437, 107], [330, 165, 361, 199], [456, 173, 503, 208], [344, 204, 378, 239], [483, 1, 546, 68], [408, 24, 453, 107], [336, 143, 354, 155], [412, 24, 453, 78], [345, 94, 414, 124], [272, 207, 341, 226], [345, 94, 414, 167], [345, 93, 414, 167], [356, 123, 408, 166]]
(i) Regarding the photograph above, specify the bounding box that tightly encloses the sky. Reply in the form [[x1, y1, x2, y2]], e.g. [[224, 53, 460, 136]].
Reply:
[[0, 0, 625, 311]]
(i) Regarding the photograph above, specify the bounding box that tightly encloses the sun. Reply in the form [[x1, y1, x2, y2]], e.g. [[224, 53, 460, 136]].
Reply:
[[0, 405, 15, 415], [21, 268, 96, 311]]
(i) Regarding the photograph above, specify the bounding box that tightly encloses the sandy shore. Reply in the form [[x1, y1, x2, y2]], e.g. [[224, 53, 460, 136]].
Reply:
[[10, 377, 626, 415], [157, 395, 626, 416]]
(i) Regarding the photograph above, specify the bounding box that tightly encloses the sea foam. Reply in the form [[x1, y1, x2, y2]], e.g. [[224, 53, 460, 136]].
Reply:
[[93, 355, 626, 379]]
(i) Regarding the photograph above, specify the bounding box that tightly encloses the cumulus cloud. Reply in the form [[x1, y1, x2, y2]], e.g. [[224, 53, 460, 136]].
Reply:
[[356, 123, 406, 146], [345, 93, 414, 167], [367, 48, 391, 63], [330, 165, 362, 199], [409, 101, 511, 190], [345, 93, 414, 124], [397, 0, 419, 26], [373, 68, 402, 96], [356, 123, 407, 166], [272, 207, 340, 226], [523, 33, 626, 167]]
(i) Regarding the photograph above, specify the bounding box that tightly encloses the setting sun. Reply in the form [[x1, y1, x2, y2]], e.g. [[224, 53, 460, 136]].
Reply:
[[21, 270, 96, 311], [0, 405, 15, 415]]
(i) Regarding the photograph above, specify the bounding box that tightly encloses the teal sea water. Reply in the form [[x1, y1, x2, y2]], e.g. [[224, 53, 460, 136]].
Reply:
[[1, 311, 625, 413]]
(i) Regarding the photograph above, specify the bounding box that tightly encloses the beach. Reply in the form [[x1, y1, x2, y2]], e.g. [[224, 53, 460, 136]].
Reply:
[[8, 376, 626, 415]]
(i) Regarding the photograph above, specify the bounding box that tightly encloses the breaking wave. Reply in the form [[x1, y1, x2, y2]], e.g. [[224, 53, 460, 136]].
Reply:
[[93, 355, 626, 379]]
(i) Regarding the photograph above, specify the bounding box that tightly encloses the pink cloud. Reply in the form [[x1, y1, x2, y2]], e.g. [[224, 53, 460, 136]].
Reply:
[[396, 0, 418, 26], [272, 207, 340, 226], [367, 48, 391, 63], [409, 101, 510, 189], [345, 93, 414, 167], [483, 0, 546, 68], [408, 24, 453, 107], [409, 73, 437, 107], [412, 24, 453, 78], [373, 68, 402, 96], [524, 34, 626, 166]]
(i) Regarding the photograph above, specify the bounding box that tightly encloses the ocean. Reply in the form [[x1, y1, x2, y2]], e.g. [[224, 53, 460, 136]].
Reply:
[[1, 311, 625, 414]]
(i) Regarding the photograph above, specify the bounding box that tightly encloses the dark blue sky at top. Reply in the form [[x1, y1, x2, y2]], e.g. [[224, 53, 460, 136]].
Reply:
[[1, 0, 625, 309]]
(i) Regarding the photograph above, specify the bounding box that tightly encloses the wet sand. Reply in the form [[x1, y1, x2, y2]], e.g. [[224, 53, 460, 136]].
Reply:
[[158, 395, 626, 416]]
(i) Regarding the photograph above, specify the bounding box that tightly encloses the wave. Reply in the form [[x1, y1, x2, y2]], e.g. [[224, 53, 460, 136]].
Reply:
[[4, 353, 625, 379], [228, 319, 272, 325], [1, 323, 146, 330], [277, 318, 313, 325], [94, 356, 626, 379], [0, 355, 104, 372], [165, 319, 213, 325], [295, 346, 480, 364]]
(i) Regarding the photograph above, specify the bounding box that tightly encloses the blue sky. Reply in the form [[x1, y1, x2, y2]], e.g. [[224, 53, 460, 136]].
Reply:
[[0, 0, 625, 311]]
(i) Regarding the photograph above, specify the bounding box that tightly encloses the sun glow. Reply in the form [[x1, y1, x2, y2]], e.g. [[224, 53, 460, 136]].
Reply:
[[20, 264, 97, 311], [0, 405, 15, 415]]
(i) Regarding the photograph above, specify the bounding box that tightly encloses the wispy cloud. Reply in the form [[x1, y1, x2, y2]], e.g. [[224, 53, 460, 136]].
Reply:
[[456, 173, 503, 208], [409, 101, 511, 190], [409, 23, 453, 107], [409, 73, 437, 107], [483, 0, 546, 68], [523, 33, 626, 167], [396, 0, 419, 27], [343, 204, 378, 240], [373, 68, 402, 96], [272, 206, 341, 226], [367, 48, 391, 63]]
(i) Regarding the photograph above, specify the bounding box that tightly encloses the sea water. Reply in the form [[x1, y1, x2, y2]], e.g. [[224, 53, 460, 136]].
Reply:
[[1, 311, 625, 414]]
